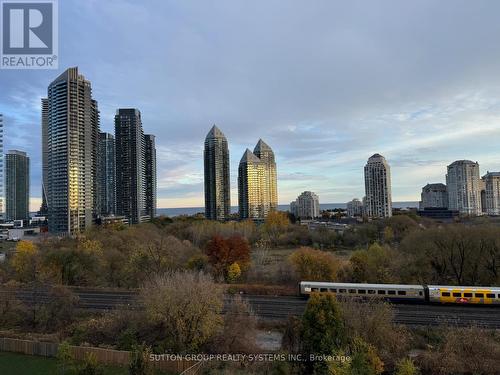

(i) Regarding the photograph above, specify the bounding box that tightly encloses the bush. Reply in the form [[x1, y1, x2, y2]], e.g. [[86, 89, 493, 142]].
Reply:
[[141, 271, 224, 352], [339, 297, 409, 369], [395, 358, 420, 375], [418, 327, 500, 375], [209, 295, 258, 353], [129, 345, 154, 375], [289, 247, 341, 281], [76, 353, 103, 375]]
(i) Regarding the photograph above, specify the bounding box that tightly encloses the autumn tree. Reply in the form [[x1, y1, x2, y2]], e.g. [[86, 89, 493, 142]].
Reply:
[[205, 235, 250, 281], [42, 243, 103, 286], [263, 211, 290, 246], [129, 234, 201, 284], [289, 247, 341, 281], [301, 293, 347, 374], [11, 241, 40, 283], [349, 243, 397, 283], [141, 271, 224, 352], [383, 215, 419, 242], [227, 262, 241, 283], [338, 297, 409, 369], [394, 359, 420, 375]]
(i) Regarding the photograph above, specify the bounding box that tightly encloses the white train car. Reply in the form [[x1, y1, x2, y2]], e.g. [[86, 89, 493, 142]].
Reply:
[[299, 281, 425, 302]]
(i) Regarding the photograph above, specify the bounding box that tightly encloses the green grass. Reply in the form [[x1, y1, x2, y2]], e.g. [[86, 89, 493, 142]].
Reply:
[[0, 352, 128, 375]]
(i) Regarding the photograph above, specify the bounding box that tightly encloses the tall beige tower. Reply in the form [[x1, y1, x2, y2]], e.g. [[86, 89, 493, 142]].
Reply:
[[364, 153, 392, 218], [238, 139, 278, 219], [446, 160, 482, 215], [253, 139, 278, 212], [482, 172, 500, 215]]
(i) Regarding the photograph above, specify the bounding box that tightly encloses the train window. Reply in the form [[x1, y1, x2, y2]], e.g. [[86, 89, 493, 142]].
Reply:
[[339, 289, 346, 293], [419, 291, 423, 296], [388, 290, 396, 295], [348, 289, 356, 294], [311, 288, 319, 292], [329, 289, 337, 293], [358, 290, 366, 294], [368, 290, 376, 294], [486, 293, 495, 298], [377, 290, 386, 295], [475, 293, 484, 298], [464, 293, 472, 298], [320, 288, 328, 292], [441, 292, 450, 297], [452, 292, 461, 297], [397, 291, 406, 296]]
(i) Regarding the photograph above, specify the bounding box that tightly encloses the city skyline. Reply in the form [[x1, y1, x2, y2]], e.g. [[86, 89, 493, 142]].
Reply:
[[3, 1, 500, 209]]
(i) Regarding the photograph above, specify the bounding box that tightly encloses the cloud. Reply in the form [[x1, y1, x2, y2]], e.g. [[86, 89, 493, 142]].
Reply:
[[2, 0, 500, 207]]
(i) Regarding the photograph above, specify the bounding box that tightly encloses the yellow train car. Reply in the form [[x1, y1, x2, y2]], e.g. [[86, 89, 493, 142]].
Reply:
[[428, 285, 500, 305]]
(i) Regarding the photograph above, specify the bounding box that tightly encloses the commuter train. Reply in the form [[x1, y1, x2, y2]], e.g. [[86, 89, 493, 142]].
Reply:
[[299, 281, 500, 305]]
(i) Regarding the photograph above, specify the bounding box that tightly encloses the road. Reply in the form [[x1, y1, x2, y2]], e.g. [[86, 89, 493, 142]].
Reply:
[[5, 288, 500, 329]]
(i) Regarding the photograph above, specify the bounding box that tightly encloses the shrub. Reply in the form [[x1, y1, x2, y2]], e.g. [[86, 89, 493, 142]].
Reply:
[[289, 247, 341, 281]]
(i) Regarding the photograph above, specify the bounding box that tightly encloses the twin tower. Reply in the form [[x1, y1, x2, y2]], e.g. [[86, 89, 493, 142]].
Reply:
[[204, 125, 278, 220]]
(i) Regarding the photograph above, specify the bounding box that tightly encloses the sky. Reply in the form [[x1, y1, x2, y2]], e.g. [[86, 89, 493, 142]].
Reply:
[[2, 0, 500, 210]]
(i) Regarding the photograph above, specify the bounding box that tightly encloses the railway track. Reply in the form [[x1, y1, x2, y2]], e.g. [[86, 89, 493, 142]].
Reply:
[[3, 288, 500, 329]]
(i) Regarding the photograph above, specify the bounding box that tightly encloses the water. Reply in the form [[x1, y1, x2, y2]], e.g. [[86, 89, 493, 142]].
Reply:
[[157, 201, 419, 217]]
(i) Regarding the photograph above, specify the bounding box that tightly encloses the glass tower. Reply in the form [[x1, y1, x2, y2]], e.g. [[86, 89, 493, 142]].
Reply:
[[97, 132, 116, 216], [144, 134, 157, 220], [204, 125, 230, 221], [5, 150, 29, 221], [115, 108, 146, 224], [44, 67, 100, 234]]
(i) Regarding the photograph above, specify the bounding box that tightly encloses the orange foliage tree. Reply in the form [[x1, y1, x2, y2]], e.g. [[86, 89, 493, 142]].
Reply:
[[205, 235, 251, 280]]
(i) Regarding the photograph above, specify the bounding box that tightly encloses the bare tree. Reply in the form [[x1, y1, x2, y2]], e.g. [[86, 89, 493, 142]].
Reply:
[[141, 271, 224, 352]]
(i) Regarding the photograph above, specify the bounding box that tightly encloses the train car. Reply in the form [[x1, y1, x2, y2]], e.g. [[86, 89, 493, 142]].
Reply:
[[300, 281, 500, 305], [299, 281, 426, 303], [428, 285, 500, 305]]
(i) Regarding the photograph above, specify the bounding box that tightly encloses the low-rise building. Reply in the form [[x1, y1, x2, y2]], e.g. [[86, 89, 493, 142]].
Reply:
[[419, 183, 448, 209], [290, 191, 320, 219], [347, 198, 364, 217]]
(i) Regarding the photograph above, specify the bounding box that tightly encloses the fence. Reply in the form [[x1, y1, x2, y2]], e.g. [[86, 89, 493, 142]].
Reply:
[[0, 337, 200, 374]]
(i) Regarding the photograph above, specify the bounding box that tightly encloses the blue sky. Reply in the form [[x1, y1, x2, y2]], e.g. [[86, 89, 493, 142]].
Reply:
[[2, 0, 500, 209]]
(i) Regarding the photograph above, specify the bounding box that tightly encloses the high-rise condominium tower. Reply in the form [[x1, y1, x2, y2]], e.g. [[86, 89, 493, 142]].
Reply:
[[44, 67, 99, 234], [97, 132, 116, 216], [0, 114, 3, 220], [144, 134, 157, 220], [253, 139, 278, 212], [238, 140, 278, 219], [364, 153, 392, 218], [115, 108, 147, 224], [204, 125, 230, 220], [5, 150, 30, 221], [482, 172, 500, 215], [446, 160, 482, 215], [40, 99, 48, 215]]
